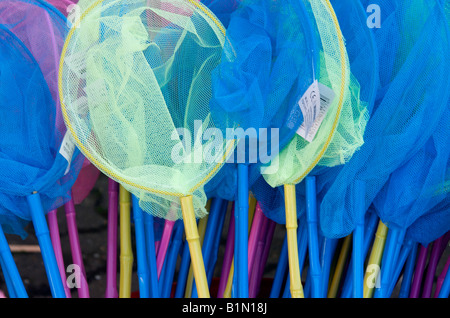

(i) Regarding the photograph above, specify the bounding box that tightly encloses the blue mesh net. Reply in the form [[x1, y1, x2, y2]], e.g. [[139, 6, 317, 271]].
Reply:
[[206, 0, 319, 201], [316, 0, 450, 238], [0, 0, 84, 237], [200, 0, 240, 29], [251, 0, 378, 225], [376, 101, 449, 246]]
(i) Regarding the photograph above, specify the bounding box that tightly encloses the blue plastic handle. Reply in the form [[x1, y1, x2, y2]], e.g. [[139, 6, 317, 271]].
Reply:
[[387, 239, 413, 297], [375, 225, 405, 298], [398, 242, 418, 298], [353, 180, 366, 298], [236, 163, 249, 298], [192, 198, 224, 298], [0, 256, 16, 298], [270, 235, 288, 298], [143, 212, 159, 297], [162, 221, 184, 298], [174, 238, 191, 298], [320, 238, 339, 298], [27, 192, 65, 298], [305, 177, 322, 298], [341, 211, 378, 298], [158, 250, 167, 297], [207, 200, 228, 288], [0, 226, 27, 298], [132, 195, 150, 298], [438, 262, 450, 298]]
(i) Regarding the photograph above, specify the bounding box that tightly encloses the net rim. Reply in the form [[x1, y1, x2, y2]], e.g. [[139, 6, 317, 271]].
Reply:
[[289, 0, 348, 185], [58, 0, 235, 198]]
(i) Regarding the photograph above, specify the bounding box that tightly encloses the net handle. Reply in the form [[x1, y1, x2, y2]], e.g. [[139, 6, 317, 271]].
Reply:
[[363, 220, 388, 298], [119, 186, 133, 298], [282, 0, 348, 300], [284, 184, 305, 298], [180, 195, 210, 298]]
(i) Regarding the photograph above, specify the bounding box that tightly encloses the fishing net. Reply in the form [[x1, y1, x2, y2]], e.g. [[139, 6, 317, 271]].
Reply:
[[406, 192, 450, 246], [0, 0, 84, 233], [0, 27, 60, 238], [206, 0, 320, 201], [60, 0, 236, 221], [200, 0, 239, 201], [316, 0, 450, 238], [377, 101, 450, 246], [258, 0, 354, 191], [252, 0, 373, 225], [42, 0, 100, 205]]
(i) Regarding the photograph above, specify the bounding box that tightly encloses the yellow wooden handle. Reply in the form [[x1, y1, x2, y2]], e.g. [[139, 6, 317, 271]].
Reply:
[[184, 213, 209, 298], [363, 220, 388, 298], [119, 185, 133, 298], [181, 195, 210, 298], [328, 234, 352, 298], [284, 184, 304, 298]]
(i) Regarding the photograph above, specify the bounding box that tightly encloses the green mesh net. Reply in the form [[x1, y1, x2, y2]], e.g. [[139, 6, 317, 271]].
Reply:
[[60, 0, 236, 220], [261, 0, 367, 188]]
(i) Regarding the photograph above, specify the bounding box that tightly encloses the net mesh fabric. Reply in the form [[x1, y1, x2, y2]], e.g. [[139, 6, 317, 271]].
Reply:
[[376, 0, 450, 246], [205, 0, 320, 201], [0, 0, 84, 233], [0, 0, 68, 136], [42, 0, 100, 205], [252, 0, 377, 225], [406, 194, 450, 246], [60, 0, 235, 220], [374, 106, 450, 245], [260, 0, 357, 189], [318, 0, 450, 238], [200, 0, 239, 28], [0, 26, 64, 238]]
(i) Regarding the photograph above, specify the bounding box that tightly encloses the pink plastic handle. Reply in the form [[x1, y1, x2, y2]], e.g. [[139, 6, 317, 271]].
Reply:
[[64, 197, 89, 298], [422, 237, 443, 298], [410, 244, 429, 298], [255, 219, 276, 294], [249, 213, 271, 297], [47, 209, 71, 298], [217, 204, 235, 298], [105, 179, 119, 298], [156, 220, 175, 278], [248, 203, 264, 277]]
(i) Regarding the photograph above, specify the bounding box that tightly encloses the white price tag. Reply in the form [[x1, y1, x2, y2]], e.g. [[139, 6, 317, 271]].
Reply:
[[296, 82, 336, 143], [59, 132, 76, 175]]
